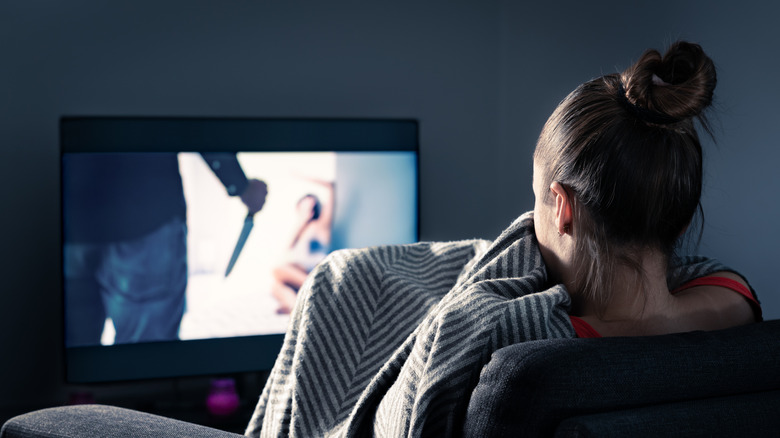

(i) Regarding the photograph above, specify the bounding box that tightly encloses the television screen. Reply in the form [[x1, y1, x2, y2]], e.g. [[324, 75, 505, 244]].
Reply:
[[61, 118, 418, 382]]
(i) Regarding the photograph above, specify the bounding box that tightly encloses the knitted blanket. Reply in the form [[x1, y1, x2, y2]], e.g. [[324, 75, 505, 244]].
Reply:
[[245, 211, 725, 437]]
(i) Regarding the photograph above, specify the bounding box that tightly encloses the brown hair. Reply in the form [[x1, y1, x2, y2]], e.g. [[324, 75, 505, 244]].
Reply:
[[533, 41, 717, 315]]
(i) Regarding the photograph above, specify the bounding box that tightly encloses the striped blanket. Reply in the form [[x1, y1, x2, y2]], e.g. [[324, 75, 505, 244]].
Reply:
[[245, 211, 725, 437]]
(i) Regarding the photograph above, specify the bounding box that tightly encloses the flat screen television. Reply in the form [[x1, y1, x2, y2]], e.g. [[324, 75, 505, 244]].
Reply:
[[61, 117, 419, 383]]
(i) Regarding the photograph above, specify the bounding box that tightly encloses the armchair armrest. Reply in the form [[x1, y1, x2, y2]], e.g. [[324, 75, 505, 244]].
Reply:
[[1, 405, 244, 438]]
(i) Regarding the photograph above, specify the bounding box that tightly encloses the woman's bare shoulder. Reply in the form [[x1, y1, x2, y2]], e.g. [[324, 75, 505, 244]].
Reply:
[[675, 271, 757, 330]]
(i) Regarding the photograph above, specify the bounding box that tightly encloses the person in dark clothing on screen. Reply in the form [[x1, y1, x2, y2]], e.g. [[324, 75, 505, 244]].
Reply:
[[63, 152, 267, 347]]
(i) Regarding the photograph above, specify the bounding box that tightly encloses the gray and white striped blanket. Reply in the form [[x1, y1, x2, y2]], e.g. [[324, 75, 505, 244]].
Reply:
[[245, 211, 725, 437]]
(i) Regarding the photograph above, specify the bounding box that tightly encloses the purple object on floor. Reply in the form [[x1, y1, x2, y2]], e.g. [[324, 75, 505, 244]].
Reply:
[[206, 378, 240, 417]]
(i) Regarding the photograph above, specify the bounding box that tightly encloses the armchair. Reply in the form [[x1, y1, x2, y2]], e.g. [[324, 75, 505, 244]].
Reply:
[[4, 320, 779, 437]]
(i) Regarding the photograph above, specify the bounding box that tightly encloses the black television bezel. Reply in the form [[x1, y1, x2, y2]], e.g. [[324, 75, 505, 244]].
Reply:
[[60, 116, 419, 383]]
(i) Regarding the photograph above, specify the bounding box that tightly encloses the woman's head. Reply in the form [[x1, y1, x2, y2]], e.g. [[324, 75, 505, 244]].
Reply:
[[532, 41, 717, 314]]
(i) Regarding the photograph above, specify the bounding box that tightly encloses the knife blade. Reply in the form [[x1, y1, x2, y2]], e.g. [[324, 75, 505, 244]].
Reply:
[[225, 212, 254, 277]]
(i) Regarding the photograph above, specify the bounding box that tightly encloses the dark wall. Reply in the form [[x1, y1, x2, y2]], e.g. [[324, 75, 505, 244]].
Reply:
[[1, 0, 778, 417]]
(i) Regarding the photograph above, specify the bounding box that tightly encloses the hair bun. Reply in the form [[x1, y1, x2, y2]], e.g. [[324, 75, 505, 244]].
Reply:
[[620, 41, 717, 122]]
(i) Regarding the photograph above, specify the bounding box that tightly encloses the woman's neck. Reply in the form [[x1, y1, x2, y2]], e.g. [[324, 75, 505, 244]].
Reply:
[[575, 250, 684, 335]]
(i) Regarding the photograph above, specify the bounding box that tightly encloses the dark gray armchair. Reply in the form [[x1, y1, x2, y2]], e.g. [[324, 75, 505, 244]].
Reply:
[[4, 320, 780, 437]]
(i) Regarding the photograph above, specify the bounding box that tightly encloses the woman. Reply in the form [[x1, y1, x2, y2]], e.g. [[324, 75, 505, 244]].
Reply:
[[247, 41, 761, 437], [532, 41, 760, 336]]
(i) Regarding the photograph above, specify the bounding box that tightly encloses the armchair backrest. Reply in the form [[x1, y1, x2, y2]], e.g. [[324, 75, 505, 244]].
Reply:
[[463, 319, 780, 437]]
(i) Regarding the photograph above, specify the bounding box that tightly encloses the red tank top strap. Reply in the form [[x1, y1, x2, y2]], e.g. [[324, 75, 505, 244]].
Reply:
[[672, 276, 758, 304], [569, 315, 602, 338]]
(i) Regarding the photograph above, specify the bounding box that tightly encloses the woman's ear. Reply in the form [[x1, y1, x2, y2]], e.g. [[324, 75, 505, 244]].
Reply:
[[550, 182, 573, 236]]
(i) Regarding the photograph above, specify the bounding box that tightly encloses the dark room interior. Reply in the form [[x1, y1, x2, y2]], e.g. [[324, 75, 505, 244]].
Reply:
[[1, 0, 779, 433]]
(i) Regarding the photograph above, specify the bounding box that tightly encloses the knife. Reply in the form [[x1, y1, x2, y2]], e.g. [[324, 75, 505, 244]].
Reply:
[[225, 212, 255, 277]]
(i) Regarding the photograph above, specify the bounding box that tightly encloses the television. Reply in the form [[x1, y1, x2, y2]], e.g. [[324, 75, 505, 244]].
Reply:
[[61, 117, 419, 383]]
